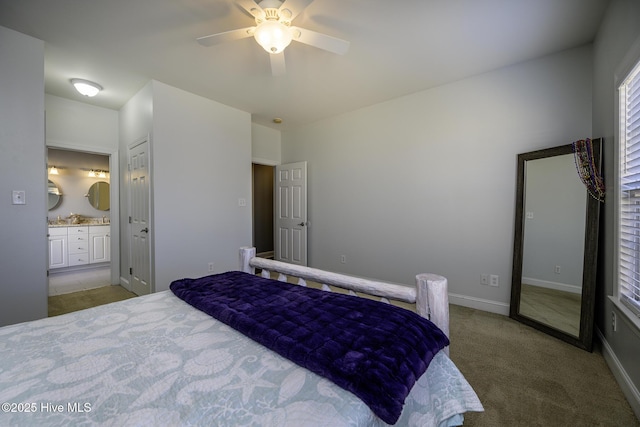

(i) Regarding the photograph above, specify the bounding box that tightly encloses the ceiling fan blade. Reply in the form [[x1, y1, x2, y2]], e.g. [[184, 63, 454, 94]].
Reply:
[[197, 27, 255, 47], [236, 0, 265, 20], [290, 26, 349, 55], [270, 52, 286, 76], [278, 0, 314, 22]]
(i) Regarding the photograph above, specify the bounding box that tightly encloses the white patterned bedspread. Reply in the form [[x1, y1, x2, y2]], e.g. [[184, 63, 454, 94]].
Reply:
[[0, 290, 482, 426]]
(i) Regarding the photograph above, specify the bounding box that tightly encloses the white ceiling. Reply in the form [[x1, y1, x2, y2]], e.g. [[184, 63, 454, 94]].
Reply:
[[0, 0, 609, 130]]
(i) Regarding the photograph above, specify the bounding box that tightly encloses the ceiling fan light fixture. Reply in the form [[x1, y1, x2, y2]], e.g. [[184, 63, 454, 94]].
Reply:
[[254, 20, 292, 54], [70, 78, 103, 97]]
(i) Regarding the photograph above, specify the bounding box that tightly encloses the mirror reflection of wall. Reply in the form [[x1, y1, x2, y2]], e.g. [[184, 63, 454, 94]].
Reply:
[[47, 148, 110, 220], [520, 153, 586, 337]]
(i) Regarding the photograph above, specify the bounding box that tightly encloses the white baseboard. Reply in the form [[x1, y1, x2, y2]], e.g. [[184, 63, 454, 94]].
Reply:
[[120, 277, 132, 292], [522, 276, 582, 294], [449, 293, 510, 316], [597, 327, 640, 420], [48, 282, 106, 296]]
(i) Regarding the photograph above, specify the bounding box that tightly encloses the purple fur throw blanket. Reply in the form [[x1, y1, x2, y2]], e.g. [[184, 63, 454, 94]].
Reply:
[[170, 271, 449, 424]]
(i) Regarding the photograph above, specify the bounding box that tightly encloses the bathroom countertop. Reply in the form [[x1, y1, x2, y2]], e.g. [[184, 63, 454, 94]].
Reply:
[[48, 220, 110, 227]]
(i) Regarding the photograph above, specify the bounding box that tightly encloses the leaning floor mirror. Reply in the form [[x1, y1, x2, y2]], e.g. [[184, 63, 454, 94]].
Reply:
[[509, 139, 602, 351]]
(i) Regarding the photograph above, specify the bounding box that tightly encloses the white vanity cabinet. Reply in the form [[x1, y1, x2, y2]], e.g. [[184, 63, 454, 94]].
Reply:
[[48, 224, 111, 270], [89, 225, 110, 263], [48, 227, 68, 269], [67, 226, 90, 266]]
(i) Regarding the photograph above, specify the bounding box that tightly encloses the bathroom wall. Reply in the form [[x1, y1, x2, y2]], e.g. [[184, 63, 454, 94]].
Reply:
[[47, 148, 110, 222]]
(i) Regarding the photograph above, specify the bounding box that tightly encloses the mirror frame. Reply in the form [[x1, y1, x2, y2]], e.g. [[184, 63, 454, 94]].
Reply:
[[48, 179, 62, 210], [509, 140, 601, 351]]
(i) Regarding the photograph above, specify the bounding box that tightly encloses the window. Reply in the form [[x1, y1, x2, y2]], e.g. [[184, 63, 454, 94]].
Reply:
[[619, 58, 640, 318]]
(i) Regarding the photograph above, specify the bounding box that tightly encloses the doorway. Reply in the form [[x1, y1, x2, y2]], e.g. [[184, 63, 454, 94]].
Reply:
[[46, 146, 120, 303], [252, 163, 274, 258]]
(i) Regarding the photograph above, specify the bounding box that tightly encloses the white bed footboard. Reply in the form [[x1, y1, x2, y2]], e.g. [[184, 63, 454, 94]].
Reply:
[[239, 247, 450, 354]]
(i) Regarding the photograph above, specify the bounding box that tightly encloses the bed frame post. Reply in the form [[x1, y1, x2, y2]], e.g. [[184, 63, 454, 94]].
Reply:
[[240, 247, 256, 274], [416, 273, 450, 355]]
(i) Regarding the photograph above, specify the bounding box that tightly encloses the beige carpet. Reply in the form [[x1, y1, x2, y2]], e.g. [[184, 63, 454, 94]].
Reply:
[[47, 285, 638, 426], [48, 285, 136, 317], [450, 305, 638, 426]]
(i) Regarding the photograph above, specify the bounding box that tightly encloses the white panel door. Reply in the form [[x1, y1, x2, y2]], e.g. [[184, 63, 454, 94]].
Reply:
[[275, 161, 307, 266], [129, 138, 151, 296]]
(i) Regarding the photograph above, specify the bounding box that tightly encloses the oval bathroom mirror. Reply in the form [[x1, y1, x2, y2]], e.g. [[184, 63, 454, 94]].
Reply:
[[48, 179, 62, 210], [87, 181, 110, 211]]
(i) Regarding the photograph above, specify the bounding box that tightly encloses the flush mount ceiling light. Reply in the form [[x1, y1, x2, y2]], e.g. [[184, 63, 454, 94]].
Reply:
[[70, 78, 103, 97]]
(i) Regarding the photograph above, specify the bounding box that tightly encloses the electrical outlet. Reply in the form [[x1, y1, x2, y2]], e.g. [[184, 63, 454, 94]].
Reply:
[[481, 274, 489, 285], [340, 255, 346, 264], [612, 311, 617, 332], [489, 275, 499, 287], [208, 262, 214, 272]]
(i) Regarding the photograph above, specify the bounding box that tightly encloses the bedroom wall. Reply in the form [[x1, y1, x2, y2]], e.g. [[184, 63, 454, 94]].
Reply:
[[119, 81, 153, 289], [252, 123, 281, 164], [0, 26, 47, 326], [281, 44, 593, 314], [592, 0, 640, 416], [119, 81, 253, 294], [46, 95, 118, 149], [151, 81, 252, 292]]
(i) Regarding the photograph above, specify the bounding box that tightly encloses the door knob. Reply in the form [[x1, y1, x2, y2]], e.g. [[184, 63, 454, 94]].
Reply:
[[298, 222, 308, 227], [141, 227, 149, 233]]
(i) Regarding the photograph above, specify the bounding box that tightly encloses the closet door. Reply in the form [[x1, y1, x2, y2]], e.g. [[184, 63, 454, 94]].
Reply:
[[128, 137, 151, 296]]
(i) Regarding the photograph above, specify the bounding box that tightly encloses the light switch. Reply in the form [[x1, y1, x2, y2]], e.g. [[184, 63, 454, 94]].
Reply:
[[12, 190, 26, 205], [238, 198, 246, 207]]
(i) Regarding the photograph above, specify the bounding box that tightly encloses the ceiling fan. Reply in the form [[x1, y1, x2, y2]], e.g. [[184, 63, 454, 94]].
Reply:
[[197, 0, 350, 76]]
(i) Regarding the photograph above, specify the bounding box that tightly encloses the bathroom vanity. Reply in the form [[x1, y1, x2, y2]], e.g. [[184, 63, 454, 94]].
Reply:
[[48, 224, 110, 270]]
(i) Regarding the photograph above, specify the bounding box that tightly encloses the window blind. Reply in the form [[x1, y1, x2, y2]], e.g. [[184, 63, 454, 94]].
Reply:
[[620, 60, 640, 317]]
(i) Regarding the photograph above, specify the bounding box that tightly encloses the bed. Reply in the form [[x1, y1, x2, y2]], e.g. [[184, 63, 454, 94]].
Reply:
[[0, 247, 483, 426]]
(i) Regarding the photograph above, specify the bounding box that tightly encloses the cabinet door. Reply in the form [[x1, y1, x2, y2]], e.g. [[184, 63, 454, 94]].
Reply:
[[90, 233, 110, 263], [49, 235, 68, 269]]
